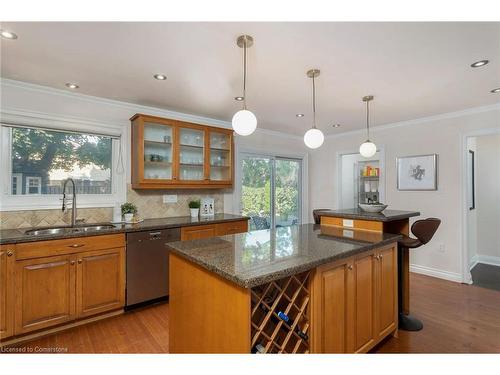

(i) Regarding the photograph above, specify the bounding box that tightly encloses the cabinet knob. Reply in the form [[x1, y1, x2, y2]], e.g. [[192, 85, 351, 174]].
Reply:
[[347, 265, 353, 270], [70, 260, 76, 265], [78, 259, 83, 264], [7, 250, 14, 257]]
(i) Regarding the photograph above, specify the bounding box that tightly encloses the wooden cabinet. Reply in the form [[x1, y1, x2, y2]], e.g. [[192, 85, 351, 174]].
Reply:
[[131, 114, 234, 189], [15, 254, 77, 335], [180, 220, 249, 241], [311, 243, 397, 353], [0, 245, 15, 339], [76, 248, 125, 318], [9, 234, 126, 337]]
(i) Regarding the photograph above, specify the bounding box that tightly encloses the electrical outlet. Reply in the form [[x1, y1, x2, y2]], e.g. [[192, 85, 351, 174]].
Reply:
[[163, 194, 177, 204]]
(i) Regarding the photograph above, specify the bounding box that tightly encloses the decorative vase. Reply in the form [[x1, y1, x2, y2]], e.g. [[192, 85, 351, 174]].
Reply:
[[190, 208, 199, 218], [124, 213, 134, 223]]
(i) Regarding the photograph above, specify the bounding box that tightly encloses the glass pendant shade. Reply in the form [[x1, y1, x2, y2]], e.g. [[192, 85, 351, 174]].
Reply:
[[232, 109, 257, 136], [304, 128, 324, 149], [359, 140, 377, 158]]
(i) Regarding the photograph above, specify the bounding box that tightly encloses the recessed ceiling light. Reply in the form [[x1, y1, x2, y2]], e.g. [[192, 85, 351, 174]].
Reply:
[[0, 30, 18, 40], [234, 96, 244, 101], [471, 60, 489, 68], [296, 113, 305, 118], [332, 124, 341, 128], [65, 83, 79, 89], [153, 74, 167, 80], [491, 88, 500, 93]]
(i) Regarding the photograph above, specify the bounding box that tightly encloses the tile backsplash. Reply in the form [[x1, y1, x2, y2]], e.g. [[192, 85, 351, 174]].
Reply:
[[0, 185, 224, 230]]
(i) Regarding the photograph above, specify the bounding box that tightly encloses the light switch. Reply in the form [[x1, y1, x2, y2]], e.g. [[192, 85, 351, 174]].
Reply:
[[163, 194, 177, 204]]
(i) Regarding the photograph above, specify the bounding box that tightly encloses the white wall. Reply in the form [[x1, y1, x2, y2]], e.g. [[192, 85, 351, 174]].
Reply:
[[309, 107, 500, 282], [476, 134, 500, 263]]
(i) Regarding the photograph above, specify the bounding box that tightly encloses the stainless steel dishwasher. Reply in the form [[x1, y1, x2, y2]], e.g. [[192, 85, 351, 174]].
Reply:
[[126, 228, 181, 308]]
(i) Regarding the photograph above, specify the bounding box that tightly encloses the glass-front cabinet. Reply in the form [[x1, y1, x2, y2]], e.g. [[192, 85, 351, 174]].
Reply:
[[131, 114, 233, 189]]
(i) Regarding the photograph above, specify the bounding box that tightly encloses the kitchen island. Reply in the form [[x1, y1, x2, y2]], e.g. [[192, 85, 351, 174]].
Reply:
[[167, 224, 401, 353], [316, 209, 420, 315]]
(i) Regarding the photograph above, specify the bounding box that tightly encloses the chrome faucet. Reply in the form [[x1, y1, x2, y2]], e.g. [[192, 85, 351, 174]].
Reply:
[[62, 178, 77, 227]]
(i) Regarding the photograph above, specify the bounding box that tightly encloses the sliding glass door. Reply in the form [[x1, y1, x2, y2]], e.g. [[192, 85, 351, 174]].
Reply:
[[240, 153, 302, 230]]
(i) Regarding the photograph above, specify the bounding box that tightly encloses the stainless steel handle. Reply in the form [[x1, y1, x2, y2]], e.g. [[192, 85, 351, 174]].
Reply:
[[149, 232, 161, 236], [7, 250, 14, 257], [68, 244, 84, 248]]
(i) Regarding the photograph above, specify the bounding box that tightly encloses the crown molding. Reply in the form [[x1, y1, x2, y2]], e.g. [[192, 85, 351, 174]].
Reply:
[[326, 102, 500, 140], [1, 78, 303, 140]]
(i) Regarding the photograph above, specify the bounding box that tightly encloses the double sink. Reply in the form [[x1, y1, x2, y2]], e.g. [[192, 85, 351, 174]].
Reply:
[[25, 224, 117, 236]]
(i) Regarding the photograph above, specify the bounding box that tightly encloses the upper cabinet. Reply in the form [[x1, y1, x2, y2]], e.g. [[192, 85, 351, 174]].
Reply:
[[131, 114, 234, 189]]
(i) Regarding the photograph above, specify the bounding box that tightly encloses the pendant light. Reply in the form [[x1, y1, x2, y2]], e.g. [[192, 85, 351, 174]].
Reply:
[[232, 35, 257, 136], [359, 95, 377, 158], [303, 69, 324, 149]]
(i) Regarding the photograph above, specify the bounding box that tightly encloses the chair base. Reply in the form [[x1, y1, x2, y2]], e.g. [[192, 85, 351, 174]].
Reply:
[[399, 313, 423, 331]]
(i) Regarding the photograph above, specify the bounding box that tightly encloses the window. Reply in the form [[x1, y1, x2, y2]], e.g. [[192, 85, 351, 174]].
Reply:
[[239, 153, 302, 230], [1, 123, 125, 210]]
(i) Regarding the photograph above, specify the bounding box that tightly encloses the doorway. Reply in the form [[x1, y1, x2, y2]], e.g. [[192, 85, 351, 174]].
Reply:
[[239, 153, 302, 230], [464, 132, 500, 289], [337, 149, 385, 209]]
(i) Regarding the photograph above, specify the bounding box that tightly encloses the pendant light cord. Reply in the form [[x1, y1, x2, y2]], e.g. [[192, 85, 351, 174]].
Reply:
[[366, 99, 370, 141], [312, 74, 316, 129], [243, 38, 247, 110]]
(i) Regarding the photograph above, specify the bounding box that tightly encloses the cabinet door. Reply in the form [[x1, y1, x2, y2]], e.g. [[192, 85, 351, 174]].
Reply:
[[208, 129, 233, 183], [178, 126, 206, 183], [353, 251, 376, 353], [76, 247, 125, 318], [311, 259, 354, 353], [181, 225, 217, 241], [215, 220, 248, 236], [0, 246, 15, 339], [15, 254, 76, 335], [376, 246, 397, 339]]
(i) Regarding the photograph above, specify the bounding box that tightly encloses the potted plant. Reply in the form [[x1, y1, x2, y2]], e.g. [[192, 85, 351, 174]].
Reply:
[[121, 202, 138, 223], [188, 200, 200, 218]]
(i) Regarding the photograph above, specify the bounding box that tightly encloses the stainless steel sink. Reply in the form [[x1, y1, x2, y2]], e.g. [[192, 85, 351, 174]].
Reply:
[[25, 224, 116, 236]]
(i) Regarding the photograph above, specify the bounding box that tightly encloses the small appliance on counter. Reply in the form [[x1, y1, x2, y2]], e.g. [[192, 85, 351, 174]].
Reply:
[[200, 197, 215, 217]]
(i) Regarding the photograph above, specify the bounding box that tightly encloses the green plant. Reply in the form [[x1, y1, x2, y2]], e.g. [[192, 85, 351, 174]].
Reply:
[[188, 200, 200, 209], [121, 202, 137, 215]]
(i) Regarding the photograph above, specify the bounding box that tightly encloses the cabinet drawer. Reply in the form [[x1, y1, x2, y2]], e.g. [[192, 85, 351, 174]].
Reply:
[[181, 225, 217, 241], [15, 234, 126, 261], [215, 220, 248, 236]]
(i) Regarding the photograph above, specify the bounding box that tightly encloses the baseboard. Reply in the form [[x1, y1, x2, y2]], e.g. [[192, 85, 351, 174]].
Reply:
[[410, 264, 463, 283], [469, 255, 479, 271], [471, 254, 500, 268]]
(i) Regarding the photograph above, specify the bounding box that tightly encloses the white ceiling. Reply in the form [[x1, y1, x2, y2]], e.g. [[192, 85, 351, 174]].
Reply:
[[1, 22, 499, 135]]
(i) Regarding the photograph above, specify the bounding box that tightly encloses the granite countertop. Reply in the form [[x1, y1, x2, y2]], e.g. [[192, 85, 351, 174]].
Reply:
[[0, 213, 249, 245], [318, 208, 420, 222], [167, 223, 401, 288]]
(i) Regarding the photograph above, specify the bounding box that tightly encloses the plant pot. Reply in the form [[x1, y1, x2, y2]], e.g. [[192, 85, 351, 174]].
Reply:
[[190, 208, 199, 218], [124, 213, 134, 223]]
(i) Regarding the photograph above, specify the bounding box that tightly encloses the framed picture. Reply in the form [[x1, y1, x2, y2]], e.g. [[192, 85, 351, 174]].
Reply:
[[396, 154, 438, 191]]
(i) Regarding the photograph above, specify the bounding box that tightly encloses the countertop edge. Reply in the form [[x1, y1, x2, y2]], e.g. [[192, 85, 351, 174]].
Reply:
[[168, 236, 401, 289], [0, 215, 249, 245], [319, 210, 420, 222]]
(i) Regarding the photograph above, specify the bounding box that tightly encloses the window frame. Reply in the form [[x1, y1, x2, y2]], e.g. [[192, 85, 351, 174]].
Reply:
[[0, 121, 126, 211], [25, 176, 42, 195]]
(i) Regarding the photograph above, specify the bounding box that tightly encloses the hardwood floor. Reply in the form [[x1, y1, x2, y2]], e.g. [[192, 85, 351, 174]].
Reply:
[[4, 273, 500, 354]]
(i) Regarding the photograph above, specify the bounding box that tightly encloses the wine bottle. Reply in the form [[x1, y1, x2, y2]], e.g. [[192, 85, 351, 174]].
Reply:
[[277, 311, 309, 340], [251, 343, 266, 354]]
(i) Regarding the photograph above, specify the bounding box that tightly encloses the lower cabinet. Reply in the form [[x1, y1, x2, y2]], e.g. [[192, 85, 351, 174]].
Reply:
[[76, 248, 125, 318], [0, 234, 126, 340], [311, 243, 397, 353], [0, 245, 15, 340], [180, 220, 248, 241]]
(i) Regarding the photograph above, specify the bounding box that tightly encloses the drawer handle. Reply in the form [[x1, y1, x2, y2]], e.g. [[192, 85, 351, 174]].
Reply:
[[7, 250, 14, 257], [68, 244, 85, 248]]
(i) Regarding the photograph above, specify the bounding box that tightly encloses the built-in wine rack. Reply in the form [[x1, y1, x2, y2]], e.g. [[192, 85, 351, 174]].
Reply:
[[250, 271, 311, 354]]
